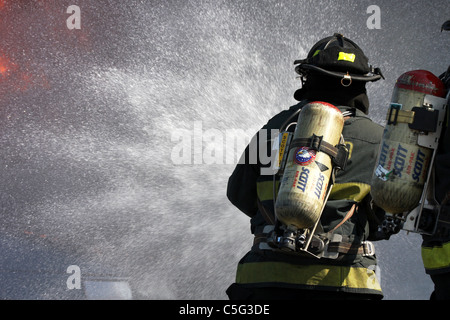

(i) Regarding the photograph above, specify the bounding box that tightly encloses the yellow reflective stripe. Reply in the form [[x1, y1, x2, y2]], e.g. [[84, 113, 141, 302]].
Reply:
[[258, 181, 370, 202], [345, 141, 353, 160], [277, 132, 290, 168], [329, 182, 371, 202], [421, 242, 450, 271], [236, 262, 381, 292], [338, 52, 356, 62], [257, 180, 279, 201], [312, 49, 321, 57]]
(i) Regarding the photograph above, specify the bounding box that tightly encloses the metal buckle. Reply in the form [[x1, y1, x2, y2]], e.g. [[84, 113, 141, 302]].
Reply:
[[309, 134, 323, 151], [333, 144, 349, 170], [362, 241, 375, 257], [387, 103, 402, 125], [341, 72, 352, 87]]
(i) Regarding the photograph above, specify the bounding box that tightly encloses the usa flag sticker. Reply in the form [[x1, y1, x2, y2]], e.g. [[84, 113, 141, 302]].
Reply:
[[294, 147, 316, 165]]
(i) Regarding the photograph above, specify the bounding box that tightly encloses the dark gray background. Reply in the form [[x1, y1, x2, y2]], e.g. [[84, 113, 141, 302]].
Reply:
[[0, 0, 448, 299]]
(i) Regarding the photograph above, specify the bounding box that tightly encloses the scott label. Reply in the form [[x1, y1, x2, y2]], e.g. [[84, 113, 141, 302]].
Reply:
[[375, 141, 430, 184], [296, 167, 310, 192]]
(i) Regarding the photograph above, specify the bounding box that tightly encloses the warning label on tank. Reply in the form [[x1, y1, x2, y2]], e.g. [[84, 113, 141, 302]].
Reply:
[[375, 164, 392, 181]]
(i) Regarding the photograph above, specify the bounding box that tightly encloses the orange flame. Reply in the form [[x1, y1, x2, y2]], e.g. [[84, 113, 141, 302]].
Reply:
[[0, 54, 17, 76], [0, 1, 91, 95]]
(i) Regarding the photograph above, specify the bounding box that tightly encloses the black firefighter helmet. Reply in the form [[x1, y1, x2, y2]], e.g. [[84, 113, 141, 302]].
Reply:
[[294, 33, 384, 86]]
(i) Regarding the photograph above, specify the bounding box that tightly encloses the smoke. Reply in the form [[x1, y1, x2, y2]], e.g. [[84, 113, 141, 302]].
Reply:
[[0, 0, 448, 299]]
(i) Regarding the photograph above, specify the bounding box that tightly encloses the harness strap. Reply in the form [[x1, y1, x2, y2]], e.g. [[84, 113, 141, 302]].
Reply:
[[291, 135, 339, 159], [257, 199, 275, 225], [329, 203, 356, 233], [387, 104, 440, 132], [290, 135, 349, 170], [253, 203, 357, 246], [252, 203, 374, 258], [327, 241, 375, 256], [387, 106, 415, 125], [252, 231, 375, 257]]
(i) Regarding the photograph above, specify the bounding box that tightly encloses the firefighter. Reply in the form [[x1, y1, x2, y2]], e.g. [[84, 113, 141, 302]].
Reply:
[[421, 20, 450, 300], [226, 33, 387, 300]]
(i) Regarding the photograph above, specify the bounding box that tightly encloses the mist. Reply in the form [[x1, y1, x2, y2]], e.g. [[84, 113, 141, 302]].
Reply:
[[0, 0, 448, 299]]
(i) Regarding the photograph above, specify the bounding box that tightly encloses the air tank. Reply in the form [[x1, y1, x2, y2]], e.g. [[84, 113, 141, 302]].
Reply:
[[371, 70, 447, 214], [275, 101, 344, 228]]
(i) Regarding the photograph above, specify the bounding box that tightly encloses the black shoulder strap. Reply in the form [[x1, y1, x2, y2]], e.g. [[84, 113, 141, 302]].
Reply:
[[289, 134, 349, 171]]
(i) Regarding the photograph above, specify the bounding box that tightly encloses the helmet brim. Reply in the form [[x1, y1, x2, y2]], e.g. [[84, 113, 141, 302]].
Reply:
[[296, 63, 384, 83]]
